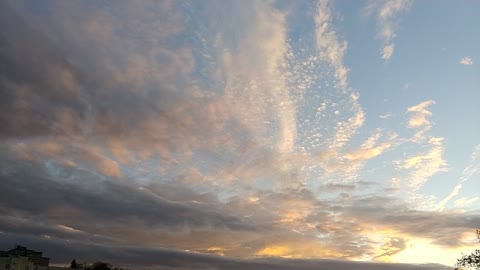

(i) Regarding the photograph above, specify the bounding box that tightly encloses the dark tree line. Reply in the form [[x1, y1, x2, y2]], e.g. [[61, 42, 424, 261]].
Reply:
[[455, 230, 480, 270], [70, 259, 126, 270]]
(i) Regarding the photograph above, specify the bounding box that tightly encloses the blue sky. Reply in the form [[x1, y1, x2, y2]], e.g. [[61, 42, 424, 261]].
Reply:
[[0, 0, 479, 269]]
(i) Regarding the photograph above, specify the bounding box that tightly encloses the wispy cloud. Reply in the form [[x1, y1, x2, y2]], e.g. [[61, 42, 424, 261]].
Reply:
[[406, 100, 435, 129], [454, 197, 479, 208], [315, 1, 365, 152], [392, 101, 448, 193], [315, 0, 349, 89], [382, 44, 395, 60], [437, 144, 480, 209], [365, 0, 413, 60], [344, 131, 396, 162], [459, 57, 473, 65], [398, 137, 448, 191], [379, 113, 393, 119]]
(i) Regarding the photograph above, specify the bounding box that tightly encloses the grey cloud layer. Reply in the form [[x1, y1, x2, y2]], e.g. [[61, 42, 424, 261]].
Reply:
[[0, 154, 257, 233], [0, 235, 452, 270], [1, 150, 478, 260], [0, 0, 246, 154]]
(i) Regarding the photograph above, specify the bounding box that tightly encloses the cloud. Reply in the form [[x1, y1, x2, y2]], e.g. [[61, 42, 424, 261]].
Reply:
[[459, 57, 473, 65], [344, 143, 392, 161], [454, 197, 479, 208], [379, 113, 393, 119], [437, 184, 463, 210], [374, 238, 406, 261], [0, 156, 258, 234], [365, 0, 413, 60], [326, 131, 399, 183], [0, 1, 209, 151], [211, 1, 296, 154], [0, 0, 269, 188], [340, 195, 480, 247], [396, 136, 448, 191], [382, 44, 395, 60], [1, 154, 479, 265], [383, 100, 450, 201], [2, 179, 478, 264], [315, 0, 349, 89], [406, 100, 436, 129], [0, 236, 453, 270], [0, 1, 476, 268], [314, 1, 365, 152], [2, 146, 477, 262], [437, 144, 480, 209]]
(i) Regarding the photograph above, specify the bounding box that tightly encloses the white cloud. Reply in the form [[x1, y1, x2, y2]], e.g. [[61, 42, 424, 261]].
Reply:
[[344, 143, 392, 161], [366, 0, 412, 60], [315, 1, 365, 151], [459, 57, 473, 65], [454, 197, 479, 208], [382, 44, 395, 61], [315, 0, 349, 89], [392, 101, 449, 194], [213, 1, 296, 154], [344, 131, 395, 162], [461, 144, 480, 182], [379, 113, 392, 119], [399, 137, 448, 190], [437, 184, 462, 210], [57, 224, 82, 233], [406, 100, 435, 129]]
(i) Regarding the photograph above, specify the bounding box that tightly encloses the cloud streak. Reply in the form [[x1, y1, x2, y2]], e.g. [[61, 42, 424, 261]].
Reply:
[[459, 57, 473, 65], [390, 101, 448, 193], [365, 0, 412, 60], [438, 144, 480, 209]]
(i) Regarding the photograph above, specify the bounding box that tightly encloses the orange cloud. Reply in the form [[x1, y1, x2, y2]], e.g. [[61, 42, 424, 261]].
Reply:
[[344, 143, 392, 161]]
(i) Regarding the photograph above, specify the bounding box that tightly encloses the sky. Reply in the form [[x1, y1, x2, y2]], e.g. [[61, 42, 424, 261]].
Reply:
[[0, 0, 479, 269]]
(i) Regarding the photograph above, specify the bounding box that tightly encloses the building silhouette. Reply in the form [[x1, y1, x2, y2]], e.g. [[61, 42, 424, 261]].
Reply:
[[0, 246, 50, 270]]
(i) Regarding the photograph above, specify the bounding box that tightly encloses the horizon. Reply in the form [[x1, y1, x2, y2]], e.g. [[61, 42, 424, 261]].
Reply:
[[0, 0, 479, 269]]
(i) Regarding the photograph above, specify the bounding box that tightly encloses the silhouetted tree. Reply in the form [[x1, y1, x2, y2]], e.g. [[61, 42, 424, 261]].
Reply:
[[455, 230, 480, 270], [82, 261, 127, 270], [71, 259, 78, 269], [88, 262, 112, 270]]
